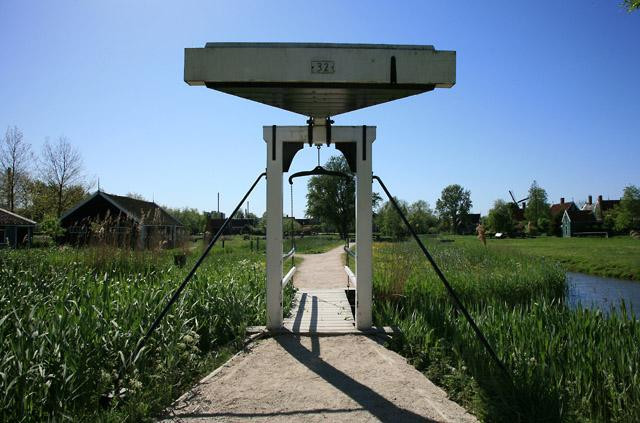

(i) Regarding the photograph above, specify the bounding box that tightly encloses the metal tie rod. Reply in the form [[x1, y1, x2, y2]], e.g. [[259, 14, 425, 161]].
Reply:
[[127, 172, 266, 373], [372, 175, 511, 378]]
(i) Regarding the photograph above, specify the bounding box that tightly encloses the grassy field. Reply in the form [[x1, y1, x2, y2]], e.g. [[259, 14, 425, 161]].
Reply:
[[441, 235, 640, 281], [209, 234, 344, 255], [0, 245, 295, 421], [373, 239, 640, 422], [291, 235, 344, 254]]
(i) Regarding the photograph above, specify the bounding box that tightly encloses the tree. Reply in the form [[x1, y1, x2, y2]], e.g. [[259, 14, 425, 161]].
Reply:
[[305, 156, 355, 239], [376, 198, 409, 240], [39, 136, 85, 216], [305, 156, 382, 238], [283, 217, 302, 236], [165, 207, 207, 235], [39, 215, 65, 240], [548, 211, 564, 237], [623, 0, 640, 12], [524, 180, 550, 233], [0, 126, 33, 211], [21, 179, 88, 222], [435, 184, 472, 234], [407, 200, 437, 234], [486, 199, 515, 234], [126, 192, 147, 200], [606, 185, 640, 232], [256, 213, 302, 236]]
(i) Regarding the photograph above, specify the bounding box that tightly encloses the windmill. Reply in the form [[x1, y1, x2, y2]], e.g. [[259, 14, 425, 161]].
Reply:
[[509, 190, 529, 209]]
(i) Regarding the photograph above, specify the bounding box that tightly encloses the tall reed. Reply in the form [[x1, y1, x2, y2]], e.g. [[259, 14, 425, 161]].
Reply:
[[0, 247, 272, 421], [373, 240, 640, 422]]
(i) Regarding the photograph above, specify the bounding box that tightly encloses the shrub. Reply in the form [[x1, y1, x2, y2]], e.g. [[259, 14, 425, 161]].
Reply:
[[39, 215, 65, 241]]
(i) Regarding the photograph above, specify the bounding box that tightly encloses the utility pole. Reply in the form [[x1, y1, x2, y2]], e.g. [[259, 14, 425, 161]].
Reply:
[[217, 192, 220, 214]]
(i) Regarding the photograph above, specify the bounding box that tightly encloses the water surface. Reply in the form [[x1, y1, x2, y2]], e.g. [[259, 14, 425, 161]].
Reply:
[[566, 272, 640, 317]]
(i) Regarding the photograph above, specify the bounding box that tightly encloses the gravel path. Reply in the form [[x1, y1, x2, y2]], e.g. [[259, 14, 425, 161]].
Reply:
[[161, 335, 477, 422], [293, 245, 348, 289], [160, 244, 477, 422]]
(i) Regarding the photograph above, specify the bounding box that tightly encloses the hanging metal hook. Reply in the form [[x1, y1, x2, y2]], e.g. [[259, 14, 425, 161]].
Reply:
[[325, 117, 334, 146], [306, 117, 314, 146]]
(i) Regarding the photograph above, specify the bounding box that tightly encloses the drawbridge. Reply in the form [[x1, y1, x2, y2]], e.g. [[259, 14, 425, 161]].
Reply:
[[121, 42, 513, 421]]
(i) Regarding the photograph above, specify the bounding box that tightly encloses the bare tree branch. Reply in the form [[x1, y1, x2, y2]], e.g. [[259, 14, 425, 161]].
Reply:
[[39, 136, 84, 216], [0, 126, 33, 211]]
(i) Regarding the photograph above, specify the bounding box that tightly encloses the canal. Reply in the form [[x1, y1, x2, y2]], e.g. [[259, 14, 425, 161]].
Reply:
[[567, 272, 640, 317]]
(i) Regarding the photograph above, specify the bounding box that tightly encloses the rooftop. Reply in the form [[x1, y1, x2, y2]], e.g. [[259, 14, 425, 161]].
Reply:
[[550, 202, 575, 216], [566, 209, 597, 223], [597, 199, 620, 213], [0, 208, 36, 226], [61, 191, 183, 227]]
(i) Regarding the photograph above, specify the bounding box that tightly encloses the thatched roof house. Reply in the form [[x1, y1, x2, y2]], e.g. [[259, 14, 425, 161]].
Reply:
[[60, 191, 183, 248], [0, 208, 36, 248]]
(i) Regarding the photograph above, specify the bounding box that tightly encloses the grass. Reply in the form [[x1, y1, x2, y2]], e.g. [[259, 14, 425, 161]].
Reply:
[[447, 235, 640, 281], [291, 235, 344, 254], [373, 239, 640, 422], [0, 245, 295, 421], [202, 234, 344, 255]]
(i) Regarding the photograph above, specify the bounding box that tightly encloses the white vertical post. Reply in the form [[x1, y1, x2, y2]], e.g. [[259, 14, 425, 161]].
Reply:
[[265, 126, 283, 329], [356, 126, 373, 330]]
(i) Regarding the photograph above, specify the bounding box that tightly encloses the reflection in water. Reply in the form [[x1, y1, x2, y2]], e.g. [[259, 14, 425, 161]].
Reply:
[[566, 272, 640, 317]]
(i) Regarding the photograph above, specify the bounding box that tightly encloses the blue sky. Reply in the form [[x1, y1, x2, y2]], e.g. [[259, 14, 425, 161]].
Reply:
[[1, 1, 638, 217]]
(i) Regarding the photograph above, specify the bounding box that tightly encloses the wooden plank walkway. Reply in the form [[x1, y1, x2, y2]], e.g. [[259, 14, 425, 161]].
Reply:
[[283, 289, 356, 334]]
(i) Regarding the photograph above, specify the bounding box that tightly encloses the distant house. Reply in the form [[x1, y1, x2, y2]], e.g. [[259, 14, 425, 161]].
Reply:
[[593, 195, 620, 220], [205, 217, 258, 236], [561, 209, 599, 237], [294, 217, 320, 235], [581, 195, 596, 212], [550, 197, 577, 218], [549, 198, 578, 236], [60, 191, 184, 248], [0, 208, 36, 248], [561, 194, 619, 237], [294, 218, 317, 227]]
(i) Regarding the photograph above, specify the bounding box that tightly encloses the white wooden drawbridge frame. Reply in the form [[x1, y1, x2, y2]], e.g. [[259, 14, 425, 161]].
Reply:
[[263, 125, 376, 330], [184, 42, 455, 332]]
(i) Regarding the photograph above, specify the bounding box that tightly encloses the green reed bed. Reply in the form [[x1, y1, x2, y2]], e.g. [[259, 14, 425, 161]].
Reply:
[[373, 241, 640, 422], [0, 247, 292, 422]]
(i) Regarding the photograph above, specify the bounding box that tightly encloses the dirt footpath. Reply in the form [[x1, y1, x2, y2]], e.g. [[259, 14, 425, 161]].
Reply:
[[161, 335, 477, 423], [293, 245, 348, 290]]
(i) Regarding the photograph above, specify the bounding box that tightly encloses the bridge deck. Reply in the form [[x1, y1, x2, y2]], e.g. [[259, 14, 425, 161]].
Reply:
[[283, 289, 355, 334], [162, 247, 477, 422]]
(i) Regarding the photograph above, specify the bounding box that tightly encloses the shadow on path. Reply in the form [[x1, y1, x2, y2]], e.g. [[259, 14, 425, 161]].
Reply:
[[274, 335, 435, 423], [169, 407, 366, 420]]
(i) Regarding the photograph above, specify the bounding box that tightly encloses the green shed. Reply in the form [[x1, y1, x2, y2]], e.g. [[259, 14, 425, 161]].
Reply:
[[561, 209, 599, 237]]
